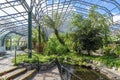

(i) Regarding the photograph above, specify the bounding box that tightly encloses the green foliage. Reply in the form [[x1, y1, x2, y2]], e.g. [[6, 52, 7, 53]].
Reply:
[[6, 38, 10, 48], [71, 14, 103, 54], [103, 46, 113, 55], [32, 27, 46, 53], [89, 6, 111, 46], [103, 43, 120, 56], [64, 33, 78, 51], [12, 50, 120, 68], [42, 12, 66, 46], [32, 28, 38, 42], [32, 26, 46, 43], [94, 54, 120, 68], [12, 52, 56, 65], [42, 12, 62, 29], [60, 52, 120, 68], [71, 6, 111, 54], [44, 34, 68, 55], [114, 44, 120, 56], [6, 35, 20, 50]]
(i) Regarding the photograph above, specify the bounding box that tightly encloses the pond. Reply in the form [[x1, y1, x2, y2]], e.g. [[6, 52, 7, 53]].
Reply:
[[61, 65, 110, 80]]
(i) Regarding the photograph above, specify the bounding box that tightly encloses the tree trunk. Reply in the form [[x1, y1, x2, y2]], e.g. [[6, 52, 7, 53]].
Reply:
[[54, 29, 65, 46], [54, 29, 70, 52], [33, 41, 37, 49]]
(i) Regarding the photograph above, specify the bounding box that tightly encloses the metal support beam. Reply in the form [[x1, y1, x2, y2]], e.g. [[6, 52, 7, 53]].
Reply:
[[19, 0, 39, 24], [0, 0, 20, 9], [28, 1, 33, 58], [0, 12, 27, 21], [0, 19, 27, 25], [10, 36, 12, 50]]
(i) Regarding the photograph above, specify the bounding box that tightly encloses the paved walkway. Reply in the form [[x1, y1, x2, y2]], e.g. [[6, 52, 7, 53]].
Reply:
[[31, 67, 61, 80], [0, 51, 61, 80], [0, 51, 14, 71], [3, 51, 120, 80]]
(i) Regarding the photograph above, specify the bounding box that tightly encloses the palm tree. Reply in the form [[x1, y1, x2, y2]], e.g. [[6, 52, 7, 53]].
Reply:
[[42, 12, 65, 46]]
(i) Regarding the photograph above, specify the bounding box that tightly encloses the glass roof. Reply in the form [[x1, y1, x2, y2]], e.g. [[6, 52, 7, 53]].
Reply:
[[0, 0, 120, 36]]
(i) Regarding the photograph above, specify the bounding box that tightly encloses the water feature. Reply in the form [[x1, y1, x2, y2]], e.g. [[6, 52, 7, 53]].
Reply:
[[61, 64, 110, 80]]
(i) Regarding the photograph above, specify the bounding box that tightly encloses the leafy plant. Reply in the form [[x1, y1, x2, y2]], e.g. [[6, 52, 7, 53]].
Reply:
[[32, 27, 46, 53], [12, 52, 56, 65], [71, 6, 111, 55], [114, 44, 120, 56], [44, 34, 68, 55], [42, 12, 65, 46]]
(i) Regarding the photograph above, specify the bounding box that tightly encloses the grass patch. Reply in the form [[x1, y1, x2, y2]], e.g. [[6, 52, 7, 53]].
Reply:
[[94, 54, 120, 68], [12, 52, 56, 65], [12, 52, 120, 68]]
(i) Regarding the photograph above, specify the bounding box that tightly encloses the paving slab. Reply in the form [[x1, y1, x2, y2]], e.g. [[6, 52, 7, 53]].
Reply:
[[31, 67, 61, 80]]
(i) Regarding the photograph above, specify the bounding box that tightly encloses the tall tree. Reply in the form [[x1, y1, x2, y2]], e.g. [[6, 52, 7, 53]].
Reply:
[[88, 6, 111, 46], [71, 6, 112, 55], [42, 13, 65, 46]]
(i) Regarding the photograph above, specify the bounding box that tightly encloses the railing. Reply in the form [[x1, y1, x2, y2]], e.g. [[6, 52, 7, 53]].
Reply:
[[39, 58, 56, 71], [18, 51, 56, 71], [55, 58, 83, 80]]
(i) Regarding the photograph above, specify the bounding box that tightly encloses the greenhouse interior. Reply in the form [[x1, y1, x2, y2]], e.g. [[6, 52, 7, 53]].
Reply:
[[0, 0, 120, 80]]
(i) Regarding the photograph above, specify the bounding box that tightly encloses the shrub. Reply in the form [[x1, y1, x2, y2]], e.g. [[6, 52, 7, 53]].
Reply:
[[114, 44, 120, 56], [44, 34, 68, 55], [12, 52, 56, 65]]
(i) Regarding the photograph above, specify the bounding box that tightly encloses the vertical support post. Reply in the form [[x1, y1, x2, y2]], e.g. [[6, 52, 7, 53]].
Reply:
[[28, 1, 33, 58], [15, 46, 17, 64], [17, 37, 21, 50], [10, 36, 12, 50], [38, 25, 41, 44]]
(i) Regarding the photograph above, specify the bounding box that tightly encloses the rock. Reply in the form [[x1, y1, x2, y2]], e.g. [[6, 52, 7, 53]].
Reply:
[[117, 68, 120, 72], [40, 66, 47, 70], [112, 67, 117, 71], [95, 67, 100, 72], [97, 62, 101, 66]]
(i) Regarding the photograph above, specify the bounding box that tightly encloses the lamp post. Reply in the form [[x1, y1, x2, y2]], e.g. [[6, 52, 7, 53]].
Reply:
[[28, 0, 33, 58]]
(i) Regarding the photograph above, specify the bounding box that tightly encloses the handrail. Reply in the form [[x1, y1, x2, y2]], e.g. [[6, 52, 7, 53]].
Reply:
[[61, 65, 83, 80], [55, 58, 83, 80], [17, 51, 82, 80]]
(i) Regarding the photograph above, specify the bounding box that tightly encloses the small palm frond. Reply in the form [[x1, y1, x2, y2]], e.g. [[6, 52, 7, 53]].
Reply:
[[42, 15, 55, 28], [42, 12, 63, 29]]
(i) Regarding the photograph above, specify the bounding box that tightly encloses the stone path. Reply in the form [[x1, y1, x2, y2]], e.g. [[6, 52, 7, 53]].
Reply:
[[0, 51, 14, 72], [31, 67, 61, 80], [0, 51, 61, 80], [4, 50, 120, 80]]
